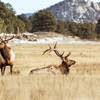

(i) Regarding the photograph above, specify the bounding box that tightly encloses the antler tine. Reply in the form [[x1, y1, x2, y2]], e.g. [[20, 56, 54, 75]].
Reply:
[[4, 33, 7, 41], [48, 44, 51, 49], [42, 48, 51, 55], [0, 36, 3, 41], [65, 52, 71, 58], [5, 35, 15, 42], [42, 44, 52, 55], [54, 42, 57, 49], [42, 43, 58, 56], [61, 51, 64, 56], [54, 50, 63, 58]]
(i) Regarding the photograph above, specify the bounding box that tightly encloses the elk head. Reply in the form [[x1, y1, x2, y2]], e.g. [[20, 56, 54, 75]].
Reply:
[[54, 50, 76, 67], [0, 35, 14, 47], [0, 34, 15, 75], [42, 43, 76, 75]]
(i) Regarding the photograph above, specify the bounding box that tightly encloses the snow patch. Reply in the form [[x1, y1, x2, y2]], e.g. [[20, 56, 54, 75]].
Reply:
[[13, 37, 100, 45]]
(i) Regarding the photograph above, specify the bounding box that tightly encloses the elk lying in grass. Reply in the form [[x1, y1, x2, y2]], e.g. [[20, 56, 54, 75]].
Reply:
[[30, 43, 76, 75], [42, 43, 76, 75], [0, 35, 15, 75]]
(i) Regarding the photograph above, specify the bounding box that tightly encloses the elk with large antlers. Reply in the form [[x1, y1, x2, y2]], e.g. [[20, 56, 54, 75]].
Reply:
[[0, 35, 15, 75], [42, 43, 76, 75]]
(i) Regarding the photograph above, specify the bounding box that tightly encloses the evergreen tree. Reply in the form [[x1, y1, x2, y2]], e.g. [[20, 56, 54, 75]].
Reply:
[[56, 21, 65, 33], [18, 14, 32, 32], [96, 18, 100, 38], [0, 1, 25, 33], [31, 10, 57, 32]]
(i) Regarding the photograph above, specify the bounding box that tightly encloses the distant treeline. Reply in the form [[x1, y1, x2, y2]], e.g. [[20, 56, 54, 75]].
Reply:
[[0, 1, 100, 40], [56, 21, 100, 39]]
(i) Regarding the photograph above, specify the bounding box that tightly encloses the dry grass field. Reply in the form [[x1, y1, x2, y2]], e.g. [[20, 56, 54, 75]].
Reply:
[[0, 44, 100, 100]]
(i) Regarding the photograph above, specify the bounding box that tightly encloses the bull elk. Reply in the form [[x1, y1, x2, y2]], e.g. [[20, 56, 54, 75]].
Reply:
[[42, 43, 76, 75], [0, 35, 15, 75]]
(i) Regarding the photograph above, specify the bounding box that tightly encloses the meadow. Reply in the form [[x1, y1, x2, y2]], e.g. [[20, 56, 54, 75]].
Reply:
[[0, 44, 100, 100]]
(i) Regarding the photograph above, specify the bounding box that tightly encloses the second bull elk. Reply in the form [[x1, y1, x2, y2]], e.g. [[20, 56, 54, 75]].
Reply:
[[42, 43, 76, 75], [0, 35, 15, 75]]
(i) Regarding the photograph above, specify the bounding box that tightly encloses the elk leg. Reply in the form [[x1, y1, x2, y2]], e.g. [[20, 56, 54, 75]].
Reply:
[[3, 66, 6, 75], [1, 67, 3, 75], [10, 65, 13, 74], [1, 66, 6, 76]]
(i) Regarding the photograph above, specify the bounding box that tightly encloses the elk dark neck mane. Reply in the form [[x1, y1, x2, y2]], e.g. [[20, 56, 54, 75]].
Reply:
[[60, 61, 69, 74], [0, 44, 10, 63], [62, 61, 68, 67]]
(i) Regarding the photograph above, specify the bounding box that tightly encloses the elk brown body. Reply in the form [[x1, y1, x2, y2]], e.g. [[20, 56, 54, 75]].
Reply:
[[0, 36, 15, 75], [42, 43, 76, 75]]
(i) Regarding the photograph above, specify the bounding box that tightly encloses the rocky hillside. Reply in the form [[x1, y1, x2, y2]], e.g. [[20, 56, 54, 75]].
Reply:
[[46, 0, 100, 23]]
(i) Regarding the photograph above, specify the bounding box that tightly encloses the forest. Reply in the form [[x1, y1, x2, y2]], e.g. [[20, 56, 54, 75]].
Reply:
[[0, 1, 100, 40]]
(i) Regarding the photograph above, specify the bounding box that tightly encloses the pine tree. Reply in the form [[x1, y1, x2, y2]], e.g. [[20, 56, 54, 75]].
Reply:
[[31, 10, 57, 32], [96, 18, 100, 38], [96, 19, 100, 34]]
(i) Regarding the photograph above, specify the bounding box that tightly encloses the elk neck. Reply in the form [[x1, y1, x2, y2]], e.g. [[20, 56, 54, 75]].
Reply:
[[61, 61, 68, 67], [0, 43, 11, 63]]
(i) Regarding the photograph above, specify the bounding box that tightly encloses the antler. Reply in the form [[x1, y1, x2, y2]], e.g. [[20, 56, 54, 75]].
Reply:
[[54, 50, 64, 59], [42, 43, 57, 55], [0, 35, 6, 43], [42, 43, 71, 59], [54, 42, 57, 49], [54, 49, 71, 60], [4, 35, 15, 42], [0, 36, 3, 41], [0, 34, 15, 43], [65, 52, 71, 59], [42, 44, 52, 55]]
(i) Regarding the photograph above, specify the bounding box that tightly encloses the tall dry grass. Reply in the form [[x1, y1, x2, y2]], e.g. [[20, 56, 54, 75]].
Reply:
[[0, 44, 100, 100]]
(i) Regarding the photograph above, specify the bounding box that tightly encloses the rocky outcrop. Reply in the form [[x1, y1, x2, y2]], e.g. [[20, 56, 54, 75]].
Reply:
[[47, 0, 100, 23]]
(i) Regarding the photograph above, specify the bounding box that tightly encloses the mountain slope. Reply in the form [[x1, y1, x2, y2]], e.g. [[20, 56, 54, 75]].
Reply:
[[46, 0, 100, 23]]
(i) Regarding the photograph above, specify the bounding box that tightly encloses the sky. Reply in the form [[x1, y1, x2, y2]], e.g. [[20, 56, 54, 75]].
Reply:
[[2, 0, 100, 15]]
